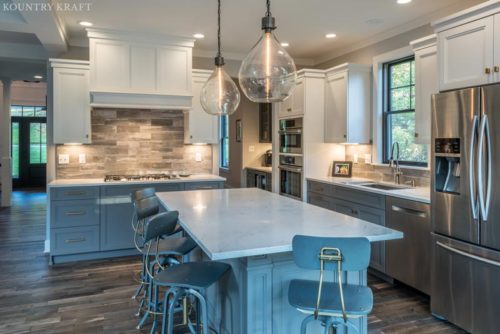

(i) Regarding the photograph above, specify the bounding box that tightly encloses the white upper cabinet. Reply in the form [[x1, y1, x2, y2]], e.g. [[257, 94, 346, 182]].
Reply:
[[184, 70, 219, 144], [411, 35, 438, 145], [50, 59, 91, 144], [324, 63, 371, 144], [278, 78, 304, 118], [87, 28, 194, 109], [433, 2, 500, 91]]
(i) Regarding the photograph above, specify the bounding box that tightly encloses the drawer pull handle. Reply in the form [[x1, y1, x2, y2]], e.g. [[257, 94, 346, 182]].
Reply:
[[391, 205, 427, 218], [485, 67, 492, 75], [65, 237, 86, 244], [65, 211, 86, 216], [65, 191, 85, 196], [196, 186, 215, 189], [495, 66, 500, 73]]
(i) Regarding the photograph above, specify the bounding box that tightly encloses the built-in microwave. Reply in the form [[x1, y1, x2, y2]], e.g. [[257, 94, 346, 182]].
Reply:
[[279, 118, 303, 154], [279, 155, 303, 200]]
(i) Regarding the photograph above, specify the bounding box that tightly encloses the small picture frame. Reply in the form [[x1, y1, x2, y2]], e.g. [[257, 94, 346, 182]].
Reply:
[[236, 119, 242, 142], [332, 161, 353, 178]]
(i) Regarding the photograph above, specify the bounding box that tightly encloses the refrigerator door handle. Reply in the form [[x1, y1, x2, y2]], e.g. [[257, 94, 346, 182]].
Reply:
[[469, 115, 479, 220], [478, 115, 492, 221], [436, 241, 500, 267]]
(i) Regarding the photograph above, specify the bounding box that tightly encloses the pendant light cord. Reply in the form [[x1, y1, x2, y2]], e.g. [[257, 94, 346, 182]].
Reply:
[[266, 0, 271, 16], [217, 0, 221, 58]]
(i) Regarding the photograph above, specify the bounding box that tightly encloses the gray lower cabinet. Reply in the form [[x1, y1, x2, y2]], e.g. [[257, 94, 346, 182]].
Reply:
[[246, 168, 272, 192], [49, 180, 223, 262], [307, 181, 386, 273]]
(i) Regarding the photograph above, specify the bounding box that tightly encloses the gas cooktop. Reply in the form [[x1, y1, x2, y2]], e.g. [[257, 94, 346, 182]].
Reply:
[[103, 173, 179, 182]]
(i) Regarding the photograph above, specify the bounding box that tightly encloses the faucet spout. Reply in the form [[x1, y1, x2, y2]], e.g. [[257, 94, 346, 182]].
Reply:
[[390, 142, 402, 184]]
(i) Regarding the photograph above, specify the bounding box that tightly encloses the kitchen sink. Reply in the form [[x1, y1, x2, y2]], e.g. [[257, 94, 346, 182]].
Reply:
[[359, 183, 410, 191]]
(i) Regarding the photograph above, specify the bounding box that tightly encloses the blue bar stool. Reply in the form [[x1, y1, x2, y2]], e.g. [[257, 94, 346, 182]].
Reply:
[[142, 212, 231, 334], [288, 235, 373, 334]]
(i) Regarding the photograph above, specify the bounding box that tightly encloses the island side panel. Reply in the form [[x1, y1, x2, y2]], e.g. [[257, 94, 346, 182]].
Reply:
[[204, 252, 368, 334]]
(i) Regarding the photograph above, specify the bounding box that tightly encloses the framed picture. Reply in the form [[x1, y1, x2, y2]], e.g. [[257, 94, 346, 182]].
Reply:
[[332, 161, 353, 178], [236, 119, 242, 142]]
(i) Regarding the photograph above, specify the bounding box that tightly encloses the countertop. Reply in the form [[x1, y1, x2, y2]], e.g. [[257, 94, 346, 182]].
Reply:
[[246, 166, 273, 174], [307, 176, 430, 204], [48, 174, 226, 187], [156, 188, 403, 261]]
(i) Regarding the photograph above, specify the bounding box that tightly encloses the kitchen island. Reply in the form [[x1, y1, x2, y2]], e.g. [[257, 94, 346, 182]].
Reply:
[[157, 188, 403, 334]]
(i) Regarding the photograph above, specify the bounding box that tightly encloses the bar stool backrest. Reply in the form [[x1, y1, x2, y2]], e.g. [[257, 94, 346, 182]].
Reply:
[[136, 196, 160, 221], [132, 187, 156, 202], [292, 235, 370, 272], [143, 211, 180, 244]]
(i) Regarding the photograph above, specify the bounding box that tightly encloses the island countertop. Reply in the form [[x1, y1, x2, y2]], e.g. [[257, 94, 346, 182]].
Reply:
[[156, 188, 403, 261]]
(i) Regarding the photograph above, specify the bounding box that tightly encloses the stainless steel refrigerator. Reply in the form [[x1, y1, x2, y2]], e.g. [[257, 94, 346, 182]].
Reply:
[[431, 84, 500, 334]]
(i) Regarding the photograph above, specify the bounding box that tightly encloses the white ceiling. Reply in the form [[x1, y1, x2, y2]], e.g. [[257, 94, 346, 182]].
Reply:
[[56, 0, 486, 64]]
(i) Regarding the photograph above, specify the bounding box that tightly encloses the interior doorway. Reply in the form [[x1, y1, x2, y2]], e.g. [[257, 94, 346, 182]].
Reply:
[[11, 105, 47, 188]]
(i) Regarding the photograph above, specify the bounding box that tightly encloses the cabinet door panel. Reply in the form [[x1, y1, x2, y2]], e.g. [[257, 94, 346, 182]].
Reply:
[[494, 13, 500, 83], [157, 47, 192, 94], [92, 40, 129, 91], [53, 67, 91, 144], [358, 206, 386, 273], [324, 72, 347, 142], [291, 80, 304, 116], [414, 45, 438, 144], [439, 16, 494, 91], [130, 45, 156, 92], [308, 192, 332, 210]]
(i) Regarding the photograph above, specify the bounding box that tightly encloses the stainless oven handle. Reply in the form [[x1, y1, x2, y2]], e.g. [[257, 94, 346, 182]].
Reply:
[[278, 165, 303, 173], [279, 129, 302, 135], [437, 241, 500, 267]]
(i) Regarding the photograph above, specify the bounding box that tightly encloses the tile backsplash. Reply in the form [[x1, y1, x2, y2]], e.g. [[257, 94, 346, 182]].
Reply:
[[56, 108, 213, 179], [345, 145, 430, 187]]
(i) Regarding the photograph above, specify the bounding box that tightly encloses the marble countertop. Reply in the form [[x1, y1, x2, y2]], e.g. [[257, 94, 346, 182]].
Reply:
[[307, 176, 430, 204], [156, 188, 403, 261], [48, 174, 226, 187], [246, 166, 273, 174]]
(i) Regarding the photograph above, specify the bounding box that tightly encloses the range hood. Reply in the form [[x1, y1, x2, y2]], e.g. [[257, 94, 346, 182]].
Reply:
[[87, 28, 195, 109]]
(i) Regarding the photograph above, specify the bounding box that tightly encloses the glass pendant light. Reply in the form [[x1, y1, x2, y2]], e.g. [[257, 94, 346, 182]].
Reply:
[[200, 0, 240, 116], [238, 0, 297, 103]]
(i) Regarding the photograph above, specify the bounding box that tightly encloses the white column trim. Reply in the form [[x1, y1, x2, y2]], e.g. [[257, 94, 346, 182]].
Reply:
[[1, 79, 12, 207]]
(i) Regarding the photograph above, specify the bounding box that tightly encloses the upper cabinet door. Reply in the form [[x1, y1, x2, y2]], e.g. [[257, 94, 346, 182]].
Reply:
[[414, 44, 438, 144], [184, 71, 219, 144], [90, 39, 129, 92], [157, 46, 192, 95], [278, 78, 304, 118], [324, 71, 348, 143], [438, 16, 494, 91], [52, 63, 91, 144], [494, 13, 500, 83]]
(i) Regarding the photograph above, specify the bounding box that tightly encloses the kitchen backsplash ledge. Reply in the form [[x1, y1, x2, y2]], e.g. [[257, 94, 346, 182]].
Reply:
[[56, 108, 213, 179]]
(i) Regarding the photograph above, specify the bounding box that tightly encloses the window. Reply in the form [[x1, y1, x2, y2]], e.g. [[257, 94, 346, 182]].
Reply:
[[220, 115, 229, 168], [383, 57, 428, 166], [11, 105, 46, 117]]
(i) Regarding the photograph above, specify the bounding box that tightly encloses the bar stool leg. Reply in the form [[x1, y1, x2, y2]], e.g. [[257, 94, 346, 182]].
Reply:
[[167, 288, 183, 334], [301, 315, 314, 334]]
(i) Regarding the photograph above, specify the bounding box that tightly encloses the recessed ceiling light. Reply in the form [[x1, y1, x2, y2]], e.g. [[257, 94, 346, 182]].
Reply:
[[193, 33, 205, 39], [79, 21, 93, 27], [33, 75, 43, 80], [397, 0, 412, 4], [280, 42, 289, 47], [325, 33, 337, 39]]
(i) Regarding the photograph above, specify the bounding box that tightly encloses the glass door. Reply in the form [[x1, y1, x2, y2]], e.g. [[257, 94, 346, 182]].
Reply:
[[11, 106, 47, 188]]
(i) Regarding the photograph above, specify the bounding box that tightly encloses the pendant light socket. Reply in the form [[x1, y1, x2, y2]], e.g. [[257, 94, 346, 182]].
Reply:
[[261, 15, 276, 32], [214, 55, 225, 66]]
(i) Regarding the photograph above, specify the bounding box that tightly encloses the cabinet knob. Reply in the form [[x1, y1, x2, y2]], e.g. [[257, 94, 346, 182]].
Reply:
[[190, 135, 193, 139], [85, 134, 89, 138], [343, 134, 347, 138], [287, 108, 292, 112], [485, 67, 492, 74], [415, 132, 419, 138], [495, 66, 500, 73]]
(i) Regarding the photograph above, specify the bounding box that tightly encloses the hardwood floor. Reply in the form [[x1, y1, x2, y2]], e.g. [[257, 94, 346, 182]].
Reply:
[[0, 190, 466, 333]]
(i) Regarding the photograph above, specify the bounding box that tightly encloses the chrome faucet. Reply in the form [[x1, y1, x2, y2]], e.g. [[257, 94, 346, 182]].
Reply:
[[389, 142, 403, 184]]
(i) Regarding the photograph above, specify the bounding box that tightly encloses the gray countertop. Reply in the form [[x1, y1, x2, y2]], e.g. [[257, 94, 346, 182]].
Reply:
[[48, 174, 226, 187], [245, 166, 273, 174], [307, 176, 430, 204], [157, 188, 403, 261]]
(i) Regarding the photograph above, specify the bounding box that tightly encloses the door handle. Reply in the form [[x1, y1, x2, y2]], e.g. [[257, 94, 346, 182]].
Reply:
[[65, 237, 86, 244], [478, 115, 492, 221], [391, 205, 427, 218], [437, 241, 500, 267], [485, 68, 492, 75], [65, 211, 86, 216], [469, 115, 479, 220], [65, 191, 85, 196]]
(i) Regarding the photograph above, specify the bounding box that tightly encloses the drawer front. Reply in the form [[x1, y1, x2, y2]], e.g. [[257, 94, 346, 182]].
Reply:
[[101, 183, 184, 197], [51, 226, 99, 255], [51, 200, 99, 228], [51, 186, 99, 201], [308, 181, 334, 197], [308, 192, 332, 210], [184, 182, 223, 191], [155, 183, 185, 192], [333, 186, 385, 209]]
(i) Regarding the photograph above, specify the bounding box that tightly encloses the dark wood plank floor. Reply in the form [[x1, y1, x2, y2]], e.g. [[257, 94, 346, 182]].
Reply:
[[0, 190, 466, 333]]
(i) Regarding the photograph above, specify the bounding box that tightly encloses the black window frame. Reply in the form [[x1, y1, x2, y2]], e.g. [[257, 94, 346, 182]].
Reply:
[[382, 56, 427, 167], [220, 115, 229, 169]]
